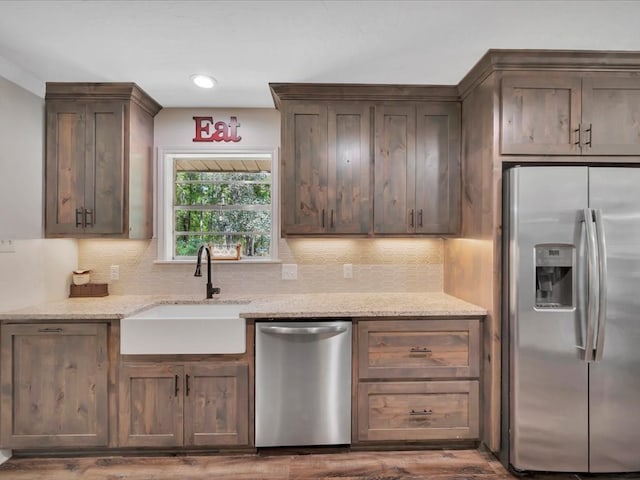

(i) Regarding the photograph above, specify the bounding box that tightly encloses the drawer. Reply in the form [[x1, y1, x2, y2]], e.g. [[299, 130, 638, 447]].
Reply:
[[356, 380, 479, 442], [357, 319, 480, 379]]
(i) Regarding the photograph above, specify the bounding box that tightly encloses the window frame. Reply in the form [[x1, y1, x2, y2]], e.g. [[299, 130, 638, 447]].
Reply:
[[156, 147, 279, 263]]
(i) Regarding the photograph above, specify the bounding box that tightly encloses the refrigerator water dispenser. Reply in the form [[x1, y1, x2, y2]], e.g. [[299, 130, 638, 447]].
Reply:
[[535, 245, 573, 309]]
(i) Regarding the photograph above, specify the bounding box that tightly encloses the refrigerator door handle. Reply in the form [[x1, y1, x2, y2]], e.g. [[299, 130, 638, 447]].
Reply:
[[583, 208, 598, 362], [593, 208, 608, 361]]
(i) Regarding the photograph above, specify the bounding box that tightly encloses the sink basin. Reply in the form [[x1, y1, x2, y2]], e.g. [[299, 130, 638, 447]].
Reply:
[[121, 303, 246, 355]]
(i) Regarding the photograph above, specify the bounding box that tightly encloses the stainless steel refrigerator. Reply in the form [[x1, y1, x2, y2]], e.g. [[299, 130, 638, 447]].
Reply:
[[503, 166, 640, 473]]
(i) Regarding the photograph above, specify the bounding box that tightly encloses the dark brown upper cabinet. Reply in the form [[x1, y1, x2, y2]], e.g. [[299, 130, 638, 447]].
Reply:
[[281, 101, 371, 235], [271, 84, 461, 237], [374, 102, 460, 235], [501, 71, 640, 156], [45, 83, 161, 238]]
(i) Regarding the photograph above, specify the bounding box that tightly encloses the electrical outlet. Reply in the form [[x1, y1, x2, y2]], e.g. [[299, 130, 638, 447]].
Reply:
[[281, 264, 298, 280], [110, 265, 120, 281], [0, 239, 15, 253], [343, 263, 353, 279]]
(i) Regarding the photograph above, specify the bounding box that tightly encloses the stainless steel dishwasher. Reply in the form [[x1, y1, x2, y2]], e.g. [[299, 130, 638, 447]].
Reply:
[[255, 320, 352, 447]]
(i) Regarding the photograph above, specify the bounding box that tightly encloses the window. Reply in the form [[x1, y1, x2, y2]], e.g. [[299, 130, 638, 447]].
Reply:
[[158, 150, 278, 261]]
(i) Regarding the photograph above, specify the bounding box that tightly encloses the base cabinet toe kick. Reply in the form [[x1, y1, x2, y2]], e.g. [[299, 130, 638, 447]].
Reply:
[[0, 316, 482, 453]]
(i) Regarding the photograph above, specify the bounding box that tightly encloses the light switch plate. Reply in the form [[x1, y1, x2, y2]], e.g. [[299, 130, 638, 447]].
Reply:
[[110, 265, 120, 281], [343, 263, 353, 279], [281, 264, 298, 280]]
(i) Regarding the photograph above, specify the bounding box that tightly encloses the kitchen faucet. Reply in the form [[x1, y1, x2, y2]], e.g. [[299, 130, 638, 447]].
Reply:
[[194, 245, 221, 299]]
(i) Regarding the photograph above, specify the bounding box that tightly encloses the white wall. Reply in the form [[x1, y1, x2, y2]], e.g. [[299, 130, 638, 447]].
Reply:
[[154, 108, 280, 148], [0, 239, 77, 312], [0, 76, 78, 313], [0, 75, 45, 239]]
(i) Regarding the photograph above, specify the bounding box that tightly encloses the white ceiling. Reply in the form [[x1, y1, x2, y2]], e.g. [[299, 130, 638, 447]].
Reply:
[[1, 0, 640, 109]]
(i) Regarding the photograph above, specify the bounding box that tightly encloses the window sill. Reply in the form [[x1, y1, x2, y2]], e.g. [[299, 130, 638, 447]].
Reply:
[[153, 258, 283, 265]]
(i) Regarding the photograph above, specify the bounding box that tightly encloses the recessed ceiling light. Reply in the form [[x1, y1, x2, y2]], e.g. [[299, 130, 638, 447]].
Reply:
[[190, 74, 216, 89]]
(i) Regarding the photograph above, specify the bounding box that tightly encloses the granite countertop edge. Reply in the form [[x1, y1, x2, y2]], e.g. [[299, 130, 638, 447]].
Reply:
[[0, 292, 487, 321]]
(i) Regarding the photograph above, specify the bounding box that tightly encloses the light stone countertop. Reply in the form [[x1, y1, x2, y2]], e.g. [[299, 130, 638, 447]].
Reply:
[[0, 292, 486, 321]]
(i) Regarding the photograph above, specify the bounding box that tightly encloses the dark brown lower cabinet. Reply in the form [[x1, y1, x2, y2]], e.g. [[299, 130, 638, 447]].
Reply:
[[0, 323, 109, 449], [118, 363, 249, 448], [354, 318, 482, 445]]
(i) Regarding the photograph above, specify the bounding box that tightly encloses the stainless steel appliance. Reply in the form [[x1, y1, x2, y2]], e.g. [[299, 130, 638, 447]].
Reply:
[[255, 320, 352, 447], [503, 166, 640, 473]]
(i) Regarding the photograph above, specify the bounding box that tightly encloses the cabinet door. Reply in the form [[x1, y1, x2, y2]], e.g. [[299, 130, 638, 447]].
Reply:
[[184, 364, 249, 446], [328, 103, 371, 234], [501, 72, 582, 155], [374, 103, 416, 234], [118, 364, 183, 447], [357, 380, 479, 442], [281, 103, 328, 234], [46, 101, 127, 236], [0, 323, 108, 448], [415, 103, 460, 234], [45, 102, 87, 236], [582, 74, 640, 155], [85, 101, 126, 234]]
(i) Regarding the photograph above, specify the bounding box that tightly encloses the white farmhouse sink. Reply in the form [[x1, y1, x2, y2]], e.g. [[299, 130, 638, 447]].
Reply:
[[121, 304, 246, 355]]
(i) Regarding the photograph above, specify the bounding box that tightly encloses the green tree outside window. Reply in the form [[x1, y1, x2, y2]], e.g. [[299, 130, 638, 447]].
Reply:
[[173, 166, 272, 258]]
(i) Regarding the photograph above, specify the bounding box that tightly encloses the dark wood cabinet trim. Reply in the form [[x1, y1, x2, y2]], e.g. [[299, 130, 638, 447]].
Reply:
[[459, 49, 640, 99], [270, 83, 459, 109], [45, 82, 162, 117]]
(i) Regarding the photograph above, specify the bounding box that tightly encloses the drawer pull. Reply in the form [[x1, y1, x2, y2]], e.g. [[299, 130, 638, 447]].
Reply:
[[409, 347, 432, 353], [38, 328, 63, 333], [410, 409, 433, 416]]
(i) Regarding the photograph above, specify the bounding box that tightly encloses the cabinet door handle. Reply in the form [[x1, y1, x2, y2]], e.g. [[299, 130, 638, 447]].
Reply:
[[38, 327, 63, 333], [330, 209, 335, 229], [185, 374, 190, 396], [321, 209, 325, 229], [574, 125, 581, 146], [75, 208, 85, 227], [84, 209, 94, 227], [418, 209, 423, 228], [174, 375, 179, 397], [409, 209, 415, 228], [409, 346, 432, 354], [585, 123, 593, 147], [409, 409, 433, 416]]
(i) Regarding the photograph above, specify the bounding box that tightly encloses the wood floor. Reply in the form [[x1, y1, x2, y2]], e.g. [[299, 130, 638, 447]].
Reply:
[[2, 448, 638, 480]]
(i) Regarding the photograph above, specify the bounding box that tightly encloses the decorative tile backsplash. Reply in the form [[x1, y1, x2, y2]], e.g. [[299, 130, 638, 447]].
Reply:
[[77, 237, 444, 295]]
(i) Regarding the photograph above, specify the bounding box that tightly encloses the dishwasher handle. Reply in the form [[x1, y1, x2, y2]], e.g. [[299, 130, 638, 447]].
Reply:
[[259, 325, 348, 336]]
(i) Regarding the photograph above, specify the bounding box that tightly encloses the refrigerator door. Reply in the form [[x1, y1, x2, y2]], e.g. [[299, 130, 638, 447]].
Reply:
[[507, 166, 589, 472], [588, 167, 640, 472]]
